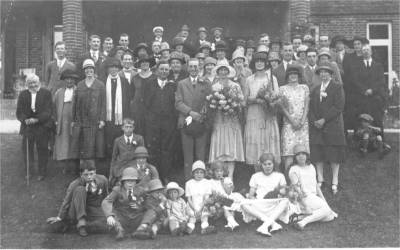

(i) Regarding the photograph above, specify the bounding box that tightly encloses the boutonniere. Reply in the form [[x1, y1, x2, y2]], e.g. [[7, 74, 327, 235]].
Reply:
[[144, 168, 150, 175], [132, 140, 137, 146], [198, 77, 206, 84], [320, 91, 327, 98]]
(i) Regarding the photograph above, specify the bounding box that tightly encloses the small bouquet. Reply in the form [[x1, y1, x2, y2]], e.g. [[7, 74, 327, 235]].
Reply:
[[256, 85, 289, 114], [263, 184, 305, 204], [205, 83, 244, 118], [205, 191, 234, 218]]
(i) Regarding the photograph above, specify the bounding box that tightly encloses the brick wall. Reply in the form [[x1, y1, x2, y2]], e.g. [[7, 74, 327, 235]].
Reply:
[[310, 0, 400, 76]]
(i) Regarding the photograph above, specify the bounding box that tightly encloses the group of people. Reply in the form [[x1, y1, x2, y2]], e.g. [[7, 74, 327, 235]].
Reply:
[[16, 24, 390, 239]]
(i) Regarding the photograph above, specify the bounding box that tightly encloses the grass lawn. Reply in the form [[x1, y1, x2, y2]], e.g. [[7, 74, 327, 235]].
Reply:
[[0, 134, 399, 248]]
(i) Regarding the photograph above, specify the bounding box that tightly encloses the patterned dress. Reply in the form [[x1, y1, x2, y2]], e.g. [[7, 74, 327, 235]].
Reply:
[[244, 72, 280, 164], [209, 80, 245, 162], [279, 83, 310, 156]]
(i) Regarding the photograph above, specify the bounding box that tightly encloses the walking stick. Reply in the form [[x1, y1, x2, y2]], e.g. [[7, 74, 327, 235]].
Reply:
[[26, 138, 30, 186]]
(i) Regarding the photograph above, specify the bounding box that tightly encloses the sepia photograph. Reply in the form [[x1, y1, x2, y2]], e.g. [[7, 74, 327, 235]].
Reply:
[[0, 0, 399, 248]]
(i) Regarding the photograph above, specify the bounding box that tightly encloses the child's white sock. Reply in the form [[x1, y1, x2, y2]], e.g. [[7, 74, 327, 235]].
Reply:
[[187, 222, 195, 230], [201, 221, 209, 229]]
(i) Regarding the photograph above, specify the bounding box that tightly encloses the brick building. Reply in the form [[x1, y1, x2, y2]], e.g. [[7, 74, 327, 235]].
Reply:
[[1, 0, 399, 95]]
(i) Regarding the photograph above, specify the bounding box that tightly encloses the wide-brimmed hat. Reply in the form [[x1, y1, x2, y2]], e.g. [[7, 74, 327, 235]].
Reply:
[[293, 144, 309, 155], [166, 182, 184, 197], [246, 40, 257, 49], [197, 27, 208, 34], [60, 69, 79, 80], [297, 45, 308, 56], [215, 40, 227, 51], [285, 64, 303, 78], [133, 146, 149, 159], [121, 167, 139, 181], [135, 56, 156, 68], [172, 37, 185, 48], [249, 52, 268, 70], [134, 43, 151, 57], [104, 57, 122, 69], [330, 35, 348, 48], [82, 59, 95, 70], [160, 42, 170, 52], [109, 46, 126, 58], [318, 48, 332, 59], [359, 113, 374, 123], [153, 26, 164, 33], [147, 179, 164, 192], [292, 34, 302, 41], [212, 61, 236, 78], [203, 56, 217, 67], [257, 44, 269, 53], [168, 51, 185, 64], [199, 41, 212, 51], [316, 62, 334, 75], [192, 160, 206, 172], [268, 51, 281, 62], [211, 27, 223, 34], [231, 49, 246, 62]]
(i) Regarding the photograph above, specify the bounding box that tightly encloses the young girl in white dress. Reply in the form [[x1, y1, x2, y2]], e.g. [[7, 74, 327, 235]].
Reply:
[[288, 144, 338, 230], [240, 153, 292, 237]]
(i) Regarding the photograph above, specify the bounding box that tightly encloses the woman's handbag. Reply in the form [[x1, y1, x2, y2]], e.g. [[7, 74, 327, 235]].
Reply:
[[183, 117, 206, 138]]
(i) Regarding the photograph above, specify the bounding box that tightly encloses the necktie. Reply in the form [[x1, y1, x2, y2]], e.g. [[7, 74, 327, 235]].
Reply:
[[367, 61, 370, 68], [128, 190, 133, 201], [92, 52, 97, 62], [127, 138, 131, 145]]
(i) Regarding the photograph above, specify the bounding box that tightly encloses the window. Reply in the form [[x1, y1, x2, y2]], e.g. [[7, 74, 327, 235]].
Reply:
[[367, 22, 392, 88]]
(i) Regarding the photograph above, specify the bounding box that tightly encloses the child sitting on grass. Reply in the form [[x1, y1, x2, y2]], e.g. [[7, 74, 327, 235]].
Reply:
[[221, 177, 244, 231], [354, 113, 391, 159], [165, 182, 189, 236], [185, 160, 217, 235]]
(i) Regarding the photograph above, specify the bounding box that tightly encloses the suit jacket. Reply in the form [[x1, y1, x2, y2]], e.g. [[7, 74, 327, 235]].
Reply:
[[110, 134, 145, 170], [77, 51, 106, 81], [57, 174, 108, 219], [53, 87, 76, 135], [45, 60, 76, 95], [16, 88, 53, 135], [272, 61, 306, 86], [309, 80, 346, 146], [175, 77, 212, 128], [119, 69, 138, 85], [303, 65, 321, 92]]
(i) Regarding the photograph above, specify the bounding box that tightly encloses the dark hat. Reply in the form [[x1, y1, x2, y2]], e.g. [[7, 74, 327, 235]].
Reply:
[[359, 113, 374, 123], [133, 146, 149, 159], [292, 34, 302, 41], [352, 36, 369, 45], [211, 27, 223, 34], [330, 35, 348, 48], [215, 40, 227, 51], [285, 64, 303, 78], [246, 39, 257, 49], [105, 57, 122, 69], [133, 43, 151, 57], [181, 24, 190, 31], [236, 39, 246, 48], [197, 27, 208, 34], [316, 62, 334, 75], [172, 37, 185, 48], [147, 179, 164, 192], [135, 56, 156, 68], [60, 69, 79, 80], [268, 51, 281, 62], [168, 51, 185, 64], [109, 45, 126, 58], [199, 41, 212, 51], [249, 52, 268, 70], [270, 37, 282, 46]]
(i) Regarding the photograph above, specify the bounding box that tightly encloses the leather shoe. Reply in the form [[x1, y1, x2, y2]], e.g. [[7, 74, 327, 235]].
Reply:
[[78, 226, 88, 237], [132, 229, 152, 240]]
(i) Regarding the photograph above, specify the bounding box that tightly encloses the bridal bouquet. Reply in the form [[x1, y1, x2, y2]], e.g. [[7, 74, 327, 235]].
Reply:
[[256, 85, 289, 114], [205, 83, 244, 118]]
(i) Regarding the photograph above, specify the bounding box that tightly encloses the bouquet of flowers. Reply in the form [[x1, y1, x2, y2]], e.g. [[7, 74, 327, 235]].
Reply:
[[256, 84, 289, 114], [263, 183, 305, 204], [205, 83, 244, 118], [205, 191, 234, 218]]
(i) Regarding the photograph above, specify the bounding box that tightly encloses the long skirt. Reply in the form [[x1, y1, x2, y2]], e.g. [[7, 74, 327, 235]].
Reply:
[[53, 102, 75, 160]]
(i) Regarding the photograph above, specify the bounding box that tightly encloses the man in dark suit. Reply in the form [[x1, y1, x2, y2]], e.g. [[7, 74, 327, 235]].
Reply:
[[103, 58, 134, 157], [192, 27, 209, 55], [175, 58, 212, 180], [273, 42, 305, 86], [353, 44, 388, 134], [16, 73, 53, 181], [45, 41, 76, 96], [118, 33, 131, 51], [143, 60, 177, 183], [102, 37, 114, 58], [77, 35, 106, 80], [119, 52, 137, 85], [303, 48, 320, 92]]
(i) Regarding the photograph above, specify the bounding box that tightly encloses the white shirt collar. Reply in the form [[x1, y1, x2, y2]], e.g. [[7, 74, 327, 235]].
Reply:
[[158, 78, 167, 88], [90, 49, 99, 57], [190, 76, 197, 83], [57, 58, 66, 67], [124, 134, 133, 143], [364, 58, 372, 65]]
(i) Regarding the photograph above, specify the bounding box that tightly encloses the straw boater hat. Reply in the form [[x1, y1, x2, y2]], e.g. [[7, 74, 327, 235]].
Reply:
[[211, 27, 223, 34], [60, 69, 79, 80], [168, 51, 185, 64], [303, 34, 315, 46], [82, 59, 95, 69], [212, 61, 236, 78], [134, 43, 152, 57], [121, 167, 139, 181], [316, 62, 334, 75], [297, 45, 309, 56], [152, 26, 164, 33], [166, 182, 184, 197], [197, 27, 208, 34]]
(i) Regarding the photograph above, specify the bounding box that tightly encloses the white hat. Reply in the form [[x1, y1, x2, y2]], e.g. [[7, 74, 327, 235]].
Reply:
[[231, 49, 246, 62], [82, 58, 95, 69], [212, 61, 236, 78], [153, 26, 164, 33], [192, 160, 206, 172], [166, 182, 184, 197]]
